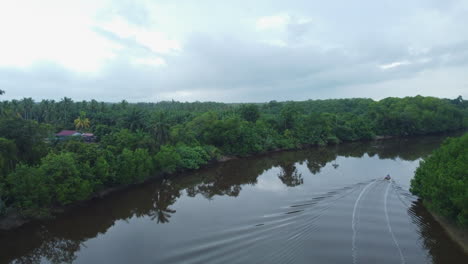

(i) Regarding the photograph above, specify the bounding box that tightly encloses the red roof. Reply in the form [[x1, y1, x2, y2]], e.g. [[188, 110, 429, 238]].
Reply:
[[56, 130, 79, 136]]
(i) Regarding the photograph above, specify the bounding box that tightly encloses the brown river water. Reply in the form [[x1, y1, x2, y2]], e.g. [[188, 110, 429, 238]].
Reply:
[[1, 133, 467, 264]]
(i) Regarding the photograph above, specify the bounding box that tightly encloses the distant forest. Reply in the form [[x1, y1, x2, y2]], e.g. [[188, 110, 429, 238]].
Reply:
[[0, 93, 467, 218]]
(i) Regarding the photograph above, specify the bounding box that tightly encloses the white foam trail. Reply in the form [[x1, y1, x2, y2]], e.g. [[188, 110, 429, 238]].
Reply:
[[390, 182, 412, 209], [351, 180, 376, 264], [384, 183, 406, 264]]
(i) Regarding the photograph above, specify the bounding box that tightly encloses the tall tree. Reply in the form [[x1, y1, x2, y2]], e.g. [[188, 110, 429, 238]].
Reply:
[[59, 97, 74, 127], [21, 98, 34, 120], [38, 99, 55, 123], [0, 138, 17, 177], [280, 103, 300, 130], [124, 108, 146, 131], [152, 112, 171, 146]]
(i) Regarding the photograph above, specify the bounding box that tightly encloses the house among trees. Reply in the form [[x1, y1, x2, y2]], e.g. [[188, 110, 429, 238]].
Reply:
[[56, 130, 96, 142], [56, 130, 81, 137]]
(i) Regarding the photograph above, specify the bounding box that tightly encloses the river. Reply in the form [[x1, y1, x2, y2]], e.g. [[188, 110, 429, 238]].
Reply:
[[1, 133, 467, 264]]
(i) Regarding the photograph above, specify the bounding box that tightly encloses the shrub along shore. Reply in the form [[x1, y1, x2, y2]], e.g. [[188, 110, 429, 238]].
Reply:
[[1, 95, 467, 230], [411, 132, 468, 252]]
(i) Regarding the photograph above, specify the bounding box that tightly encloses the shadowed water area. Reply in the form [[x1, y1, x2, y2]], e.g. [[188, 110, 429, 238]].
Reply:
[[1, 133, 467, 264]]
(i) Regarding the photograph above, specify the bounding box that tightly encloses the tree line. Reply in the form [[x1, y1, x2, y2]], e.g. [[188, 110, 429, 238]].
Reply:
[[0, 93, 467, 218]]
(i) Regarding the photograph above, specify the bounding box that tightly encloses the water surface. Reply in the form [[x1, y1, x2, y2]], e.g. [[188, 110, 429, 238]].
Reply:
[[1, 134, 467, 264]]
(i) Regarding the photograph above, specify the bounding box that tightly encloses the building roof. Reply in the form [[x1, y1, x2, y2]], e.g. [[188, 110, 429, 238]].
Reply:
[[82, 133, 94, 137], [56, 130, 79, 136]]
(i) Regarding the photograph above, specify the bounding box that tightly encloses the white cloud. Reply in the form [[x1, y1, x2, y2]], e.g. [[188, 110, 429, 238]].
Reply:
[[379, 60, 411, 70], [98, 17, 180, 54], [260, 39, 287, 47], [256, 14, 290, 31], [131, 57, 166, 67], [0, 0, 178, 74], [0, 0, 120, 73], [158, 90, 194, 101]]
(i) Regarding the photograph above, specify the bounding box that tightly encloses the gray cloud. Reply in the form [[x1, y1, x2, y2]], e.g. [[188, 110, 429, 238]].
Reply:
[[1, 0, 468, 102]]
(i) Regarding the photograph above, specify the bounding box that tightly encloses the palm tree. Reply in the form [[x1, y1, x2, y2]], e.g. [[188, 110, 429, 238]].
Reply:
[[152, 112, 170, 146], [21, 98, 34, 120], [0, 89, 4, 95], [59, 97, 74, 126], [38, 99, 54, 123], [125, 108, 146, 131], [10, 100, 21, 117], [74, 111, 90, 131]]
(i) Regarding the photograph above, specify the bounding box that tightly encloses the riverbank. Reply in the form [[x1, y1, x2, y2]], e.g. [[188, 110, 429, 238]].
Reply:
[[0, 130, 463, 231], [0, 153, 239, 231], [428, 207, 468, 253]]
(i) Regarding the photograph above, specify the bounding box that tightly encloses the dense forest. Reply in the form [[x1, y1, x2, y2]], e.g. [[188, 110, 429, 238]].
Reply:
[[0, 92, 467, 219], [411, 132, 468, 227]]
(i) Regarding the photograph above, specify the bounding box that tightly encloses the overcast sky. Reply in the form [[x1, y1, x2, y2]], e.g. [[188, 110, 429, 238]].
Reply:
[[1, 0, 467, 102]]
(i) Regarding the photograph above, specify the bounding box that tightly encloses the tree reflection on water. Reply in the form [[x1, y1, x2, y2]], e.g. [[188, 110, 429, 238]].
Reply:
[[408, 200, 468, 264], [149, 179, 180, 224], [278, 163, 303, 187]]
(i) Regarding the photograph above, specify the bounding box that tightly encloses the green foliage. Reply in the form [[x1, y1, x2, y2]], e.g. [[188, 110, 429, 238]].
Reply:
[[121, 107, 148, 131], [155, 144, 215, 172], [0, 137, 17, 178], [294, 113, 333, 146], [410, 133, 468, 226], [101, 129, 155, 153], [0, 117, 50, 164], [117, 149, 136, 183], [93, 156, 112, 188], [201, 145, 221, 160], [238, 104, 260, 122], [152, 112, 171, 147], [39, 152, 92, 205], [55, 141, 115, 188], [133, 148, 154, 182], [280, 103, 300, 130], [93, 124, 113, 141], [176, 145, 211, 170], [6, 164, 50, 216], [0, 95, 467, 219], [154, 146, 181, 174], [370, 96, 464, 136], [74, 111, 90, 131], [201, 116, 270, 155]]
